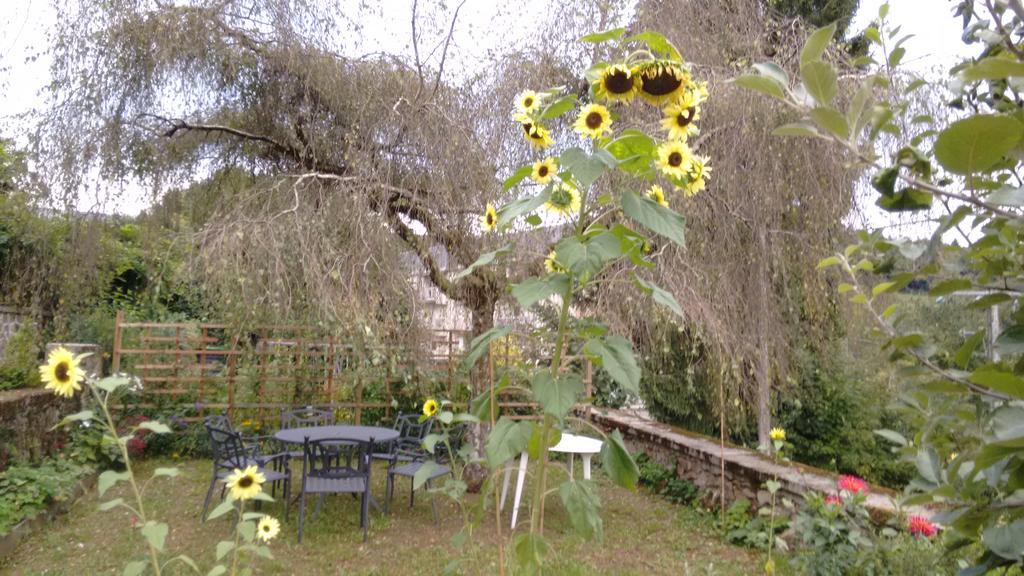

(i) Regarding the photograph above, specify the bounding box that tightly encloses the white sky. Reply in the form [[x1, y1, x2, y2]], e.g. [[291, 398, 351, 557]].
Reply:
[[0, 0, 975, 222]]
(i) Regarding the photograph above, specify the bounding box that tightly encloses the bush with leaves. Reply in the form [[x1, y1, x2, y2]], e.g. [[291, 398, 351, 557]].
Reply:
[[739, 0, 1024, 571]]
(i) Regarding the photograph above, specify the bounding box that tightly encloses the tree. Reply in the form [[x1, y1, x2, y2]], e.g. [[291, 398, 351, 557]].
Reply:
[[740, 0, 1024, 570]]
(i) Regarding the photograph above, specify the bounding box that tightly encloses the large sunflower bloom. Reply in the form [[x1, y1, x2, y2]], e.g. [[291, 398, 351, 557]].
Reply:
[[573, 103, 613, 139], [481, 203, 498, 232], [225, 465, 265, 501], [637, 61, 691, 105], [521, 121, 554, 150], [39, 347, 85, 398], [531, 157, 558, 184], [660, 93, 702, 142], [655, 140, 694, 180], [681, 155, 712, 197], [594, 64, 639, 103], [544, 181, 581, 217], [647, 184, 669, 208], [257, 516, 281, 542], [515, 90, 542, 115], [423, 398, 439, 418]]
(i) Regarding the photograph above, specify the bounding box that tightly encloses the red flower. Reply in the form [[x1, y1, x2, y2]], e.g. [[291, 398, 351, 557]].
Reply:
[[908, 515, 938, 538], [837, 475, 868, 494], [825, 494, 842, 506], [127, 436, 147, 457]]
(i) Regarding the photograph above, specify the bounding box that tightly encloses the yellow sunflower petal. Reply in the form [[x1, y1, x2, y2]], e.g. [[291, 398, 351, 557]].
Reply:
[[544, 182, 581, 217], [257, 516, 281, 542], [655, 140, 694, 180], [531, 157, 558, 184], [225, 465, 266, 501], [39, 347, 85, 398], [481, 203, 498, 232], [647, 184, 669, 208], [593, 64, 639, 103], [573, 103, 613, 139]]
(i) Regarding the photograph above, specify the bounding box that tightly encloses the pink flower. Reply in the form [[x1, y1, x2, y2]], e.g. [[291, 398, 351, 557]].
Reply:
[[908, 515, 938, 538], [837, 475, 868, 495], [824, 494, 842, 506]]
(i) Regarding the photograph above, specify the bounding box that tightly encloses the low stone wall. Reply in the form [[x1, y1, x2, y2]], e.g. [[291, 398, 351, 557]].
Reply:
[[0, 389, 81, 463], [0, 306, 30, 359], [592, 408, 900, 518]]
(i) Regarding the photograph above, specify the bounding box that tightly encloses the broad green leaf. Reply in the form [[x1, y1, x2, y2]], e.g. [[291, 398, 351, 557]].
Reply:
[[968, 293, 1013, 309], [995, 325, 1024, 356], [876, 188, 932, 212], [933, 115, 1024, 175], [123, 561, 147, 576], [872, 281, 896, 296], [954, 330, 985, 369], [624, 31, 681, 60], [633, 276, 684, 317], [817, 256, 842, 269], [621, 191, 685, 246], [512, 532, 551, 575], [422, 433, 445, 454], [961, 57, 1024, 81], [502, 165, 533, 192], [604, 130, 656, 174], [810, 107, 849, 139], [888, 46, 906, 68], [929, 278, 972, 296], [772, 122, 821, 138], [558, 480, 603, 539], [216, 540, 235, 560], [98, 470, 130, 496], [735, 74, 787, 100], [540, 95, 578, 120], [460, 325, 513, 372], [601, 429, 639, 490], [531, 371, 583, 420], [801, 61, 837, 105], [207, 499, 237, 521], [151, 467, 180, 479], [207, 566, 228, 576], [556, 233, 622, 279], [452, 245, 511, 280], [527, 426, 561, 459], [98, 497, 125, 511], [915, 448, 940, 484], [983, 519, 1024, 561], [413, 460, 446, 490], [988, 185, 1024, 207], [561, 147, 607, 189], [969, 366, 1024, 399], [584, 336, 641, 394], [140, 521, 169, 552], [137, 421, 172, 434], [469, 374, 510, 421], [752, 62, 789, 86], [96, 377, 131, 393], [873, 429, 908, 447], [511, 275, 570, 309], [497, 191, 550, 227], [236, 520, 256, 541], [991, 406, 1024, 442], [580, 28, 626, 43], [484, 418, 533, 468], [800, 22, 837, 65], [59, 410, 95, 426]]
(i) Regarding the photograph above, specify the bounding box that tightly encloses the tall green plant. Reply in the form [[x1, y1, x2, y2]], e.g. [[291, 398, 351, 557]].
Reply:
[[739, 1, 1024, 571], [455, 28, 713, 573]]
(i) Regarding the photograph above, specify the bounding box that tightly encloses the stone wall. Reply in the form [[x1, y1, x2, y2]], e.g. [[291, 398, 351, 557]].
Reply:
[[0, 306, 30, 359], [0, 389, 81, 464], [592, 408, 900, 518]]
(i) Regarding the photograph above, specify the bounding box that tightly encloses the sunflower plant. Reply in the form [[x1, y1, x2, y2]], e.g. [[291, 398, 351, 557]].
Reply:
[[459, 28, 712, 572], [45, 347, 280, 576]]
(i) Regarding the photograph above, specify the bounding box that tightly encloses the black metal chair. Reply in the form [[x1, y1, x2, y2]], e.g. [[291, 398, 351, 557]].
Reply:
[[201, 422, 291, 521], [374, 413, 433, 463], [298, 436, 374, 543], [384, 419, 453, 523], [280, 407, 336, 462]]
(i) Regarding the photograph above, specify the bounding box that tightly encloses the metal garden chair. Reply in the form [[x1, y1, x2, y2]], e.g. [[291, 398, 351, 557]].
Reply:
[[297, 436, 374, 543], [384, 419, 455, 522], [201, 421, 291, 521], [280, 406, 337, 462]]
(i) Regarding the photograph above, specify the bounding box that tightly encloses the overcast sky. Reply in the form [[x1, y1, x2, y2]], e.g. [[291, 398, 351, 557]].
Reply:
[[0, 0, 973, 219]]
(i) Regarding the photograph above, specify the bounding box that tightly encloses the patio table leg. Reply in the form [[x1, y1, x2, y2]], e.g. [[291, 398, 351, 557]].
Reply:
[[510, 452, 528, 530], [568, 453, 575, 480], [500, 461, 514, 510], [582, 454, 592, 480]]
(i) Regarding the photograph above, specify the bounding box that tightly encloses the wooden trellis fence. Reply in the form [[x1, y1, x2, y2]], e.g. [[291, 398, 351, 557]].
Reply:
[[110, 311, 593, 424]]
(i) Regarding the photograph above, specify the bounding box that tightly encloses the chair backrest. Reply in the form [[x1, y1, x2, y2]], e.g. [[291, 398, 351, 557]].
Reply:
[[301, 437, 373, 482], [281, 406, 335, 429], [204, 423, 251, 470], [204, 414, 233, 432], [392, 414, 434, 456]]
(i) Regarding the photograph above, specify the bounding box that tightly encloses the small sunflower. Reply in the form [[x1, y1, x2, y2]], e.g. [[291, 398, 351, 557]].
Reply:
[[521, 121, 554, 150], [594, 64, 639, 103], [257, 516, 281, 542], [637, 61, 691, 105], [660, 93, 702, 142], [647, 184, 669, 208], [531, 157, 558, 184], [655, 140, 694, 180], [543, 250, 566, 274], [544, 181, 581, 217], [39, 347, 85, 398], [682, 155, 712, 197], [481, 203, 498, 232], [225, 465, 265, 501], [573, 103, 613, 139], [769, 427, 786, 442], [422, 398, 439, 418], [515, 90, 542, 115]]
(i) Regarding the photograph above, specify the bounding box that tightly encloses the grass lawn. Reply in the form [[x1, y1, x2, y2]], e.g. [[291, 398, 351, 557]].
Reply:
[[1, 458, 762, 575]]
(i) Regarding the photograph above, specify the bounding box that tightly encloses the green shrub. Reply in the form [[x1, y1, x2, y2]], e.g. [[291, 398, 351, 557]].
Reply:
[[635, 453, 701, 505], [0, 323, 42, 391], [0, 458, 93, 535]]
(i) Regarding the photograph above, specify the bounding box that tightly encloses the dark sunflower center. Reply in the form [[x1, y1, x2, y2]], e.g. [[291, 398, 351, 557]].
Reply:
[[641, 69, 683, 96], [261, 525, 270, 532], [55, 362, 70, 382], [603, 70, 633, 94], [524, 97, 534, 108], [538, 166, 549, 177], [668, 152, 683, 167], [676, 107, 696, 127], [486, 213, 495, 225], [522, 122, 534, 135], [585, 112, 603, 129], [238, 476, 253, 488]]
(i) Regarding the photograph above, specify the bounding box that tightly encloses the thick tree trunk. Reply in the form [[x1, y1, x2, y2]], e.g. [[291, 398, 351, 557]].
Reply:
[[462, 291, 498, 493]]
